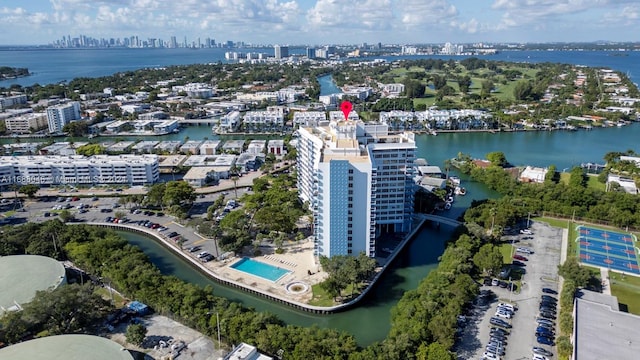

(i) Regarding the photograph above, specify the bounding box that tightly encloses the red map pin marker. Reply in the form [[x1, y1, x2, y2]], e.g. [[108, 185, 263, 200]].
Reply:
[[340, 101, 353, 121]]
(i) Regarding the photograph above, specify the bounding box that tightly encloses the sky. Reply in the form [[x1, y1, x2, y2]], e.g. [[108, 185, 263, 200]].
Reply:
[[0, 0, 638, 45]]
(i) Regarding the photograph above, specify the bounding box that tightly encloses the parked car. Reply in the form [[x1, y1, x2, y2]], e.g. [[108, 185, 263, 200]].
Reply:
[[490, 317, 512, 328], [539, 311, 556, 320], [533, 355, 550, 360], [516, 247, 533, 254], [197, 251, 210, 259], [536, 326, 554, 335], [512, 260, 526, 267], [513, 254, 528, 261], [520, 229, 533, 235], [498, 303, 518, 312], [537, 336, 555, 346], [537, 318, 555, 327], [532, 347, 553, 357], [491, 278, 500, 286], [490, 327, 509, 336], [187, 246, 201, 253], [482, 352, 500, 360], [495, 310, 512, 319], [541, 295, 557, 302], [542, 288, 558, 295]]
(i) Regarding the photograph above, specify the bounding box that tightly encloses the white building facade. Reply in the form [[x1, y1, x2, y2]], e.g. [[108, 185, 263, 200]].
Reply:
[[5, 113, 48, 134], [46, 102, 81, 133], [0, 155, 159, 186], [297, 120, 415, 259]]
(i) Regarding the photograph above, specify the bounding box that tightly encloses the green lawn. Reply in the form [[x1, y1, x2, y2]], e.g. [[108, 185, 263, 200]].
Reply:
[[558, 173, 605, 191], [498, 242, 515, 264], [610, 272, 640, 314]]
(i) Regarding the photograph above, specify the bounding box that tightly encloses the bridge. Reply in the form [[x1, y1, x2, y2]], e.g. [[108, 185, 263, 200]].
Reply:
[[415, 214, 463, 227]]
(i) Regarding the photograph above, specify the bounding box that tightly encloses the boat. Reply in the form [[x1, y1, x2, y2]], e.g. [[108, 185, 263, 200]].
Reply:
[[429, 129, 438, 136], [449, 176, 461, 186], [444, 202, 452, 210], [455, 186, 467, 196]]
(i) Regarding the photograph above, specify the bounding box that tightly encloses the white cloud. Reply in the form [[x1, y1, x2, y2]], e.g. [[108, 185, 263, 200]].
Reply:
[[396, 0, 458, 28]]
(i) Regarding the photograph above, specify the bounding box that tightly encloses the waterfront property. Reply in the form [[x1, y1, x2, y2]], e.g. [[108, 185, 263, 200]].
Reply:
[[297, 119, 416, 258], [46, 101, 82, 134], [0, 154, 159, 186], [230, 257, 291, 282]]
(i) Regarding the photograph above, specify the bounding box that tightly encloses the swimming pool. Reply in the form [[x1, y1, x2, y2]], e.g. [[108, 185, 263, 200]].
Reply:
[[230, 257, 291, 282]]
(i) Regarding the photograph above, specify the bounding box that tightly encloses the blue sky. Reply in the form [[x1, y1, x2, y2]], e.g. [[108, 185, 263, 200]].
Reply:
[[0, 0, 638, 45]]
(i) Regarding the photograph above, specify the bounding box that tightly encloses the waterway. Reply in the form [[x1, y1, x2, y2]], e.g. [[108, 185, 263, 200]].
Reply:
[[7, 49, 639, 344]]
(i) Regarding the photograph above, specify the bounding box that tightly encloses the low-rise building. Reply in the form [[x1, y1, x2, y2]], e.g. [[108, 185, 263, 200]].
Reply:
[[223, 342, 272, 360], [132, 141, 159, 154], [183, 167, 218, 187], [199, 140, 222, 155], [573, 289, 640, 360], [138, 110, 168, 120], [107, 141, 135, 153], [218, 111, 241, 133], [267, 139, 286, 156], [0, 94, 28, 110], [293, 111, 327, 127], [179, 140, 203, 155], [5, 112, 48, 134], [243, 111, 285, 132], [154, 141, 182, 154], [247, 140, 266, 155], [222, 140, 245, 154], [236, 153, 262, 171], [519, 166, 548, 183], [182, 154, 236, 179], [158, 155, 187, 173], [607, 174, 638, 194], [38, 142, 87, 156], [0, 154, 159, 185]]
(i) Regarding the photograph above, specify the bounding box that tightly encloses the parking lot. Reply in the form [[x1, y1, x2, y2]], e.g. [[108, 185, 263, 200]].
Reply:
[[456, 221, 564, 360]]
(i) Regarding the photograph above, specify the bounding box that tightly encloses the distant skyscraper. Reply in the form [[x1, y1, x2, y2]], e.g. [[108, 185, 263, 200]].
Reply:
[[46, 102, 82, 133], [306, 47, 316, 59], [170, 36, 177, 48], [274, 45, 289, 59]]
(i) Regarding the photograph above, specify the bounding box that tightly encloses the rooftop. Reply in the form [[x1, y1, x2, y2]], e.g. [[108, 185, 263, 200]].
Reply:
[[574, 289, 640, 360], [0, 255, 66, 315], [0, 334, 135, 360]]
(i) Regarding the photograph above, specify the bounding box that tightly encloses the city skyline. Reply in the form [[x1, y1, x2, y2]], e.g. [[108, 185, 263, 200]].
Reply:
[[0, 1, 638, 46]]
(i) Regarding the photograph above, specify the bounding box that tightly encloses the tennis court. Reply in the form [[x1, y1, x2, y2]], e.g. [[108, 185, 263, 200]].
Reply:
[[577, 225, 640, 275]]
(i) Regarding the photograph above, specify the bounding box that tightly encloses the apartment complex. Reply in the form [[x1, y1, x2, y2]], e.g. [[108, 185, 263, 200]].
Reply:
[[46, 102, 82, 133], [5, 112, 48, 134], [297, 120, 416, 259], [0, 154, 159, 186]]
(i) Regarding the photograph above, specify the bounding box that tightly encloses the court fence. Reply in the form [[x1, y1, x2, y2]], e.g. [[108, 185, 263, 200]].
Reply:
[[541, 211, 640, 233]]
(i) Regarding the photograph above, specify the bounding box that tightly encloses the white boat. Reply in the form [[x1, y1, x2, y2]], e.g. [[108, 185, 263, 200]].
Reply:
[[444, 202, 452, 210], [449, 176, 461, 186], [455, 187, 467, 196]]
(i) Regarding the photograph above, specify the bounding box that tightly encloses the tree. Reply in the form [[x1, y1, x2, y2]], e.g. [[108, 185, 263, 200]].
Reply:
[[457, 75, 472, 94], [58, 209, 74, 223], [162, 181, 195, 208], [125, 323, 148, 346], [558, 257, 592, 287], [473, 244, 503, 275], [403, 79, 425, 99], [18, 184, 39, 198], [513, 80, 533, 100], [486, 151, 508, 167], [568, 166, 587, 188]]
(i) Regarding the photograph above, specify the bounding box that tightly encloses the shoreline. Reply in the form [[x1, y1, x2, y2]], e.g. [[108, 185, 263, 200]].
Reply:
[[76, 215, 428, 314]]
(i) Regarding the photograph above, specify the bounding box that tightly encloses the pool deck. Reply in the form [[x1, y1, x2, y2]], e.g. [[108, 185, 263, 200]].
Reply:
[[212, 239, 327, 303]]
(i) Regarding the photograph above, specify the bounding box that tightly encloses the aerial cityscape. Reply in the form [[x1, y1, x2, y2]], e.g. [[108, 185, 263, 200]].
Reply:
[[1, 1, 640, 360]]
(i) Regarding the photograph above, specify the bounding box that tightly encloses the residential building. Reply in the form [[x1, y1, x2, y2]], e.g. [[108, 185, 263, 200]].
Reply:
[[46, 101, 81, 133], [243, 111, 285, 132], [0, 154, 159, 185], [267, 140, 286, 156], [0, 94, 28, 110], [179, 140, 203, 155], [138, 111, 168, 120], [297, 120, 416, 259], [222, 140, 245, 153], [218, 111, 241, 133], [293, 111, 327, 127], [519, 166, 548, 183], [199, 140, 222, 155], [5, 112, 48, 134], [132, 141, 159, 154], [247, 140, 266, 155]]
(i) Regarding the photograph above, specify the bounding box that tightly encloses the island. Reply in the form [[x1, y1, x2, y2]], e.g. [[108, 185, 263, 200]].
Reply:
[[0, 66, 29, 80]]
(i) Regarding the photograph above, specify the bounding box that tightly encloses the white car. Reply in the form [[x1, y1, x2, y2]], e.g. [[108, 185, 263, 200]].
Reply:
[[520, 229, 533, 235], [497, 302, 516, 312], [532, 355, 549, 360], [482, 352, 501, 360], [495, 310, 512, 319], [517, 247, 533, 254]]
